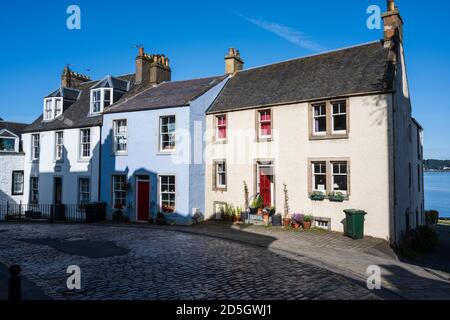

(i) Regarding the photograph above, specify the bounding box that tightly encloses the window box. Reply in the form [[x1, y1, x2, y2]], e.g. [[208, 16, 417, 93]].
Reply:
[[328, 192, 346, 202], [310, 191, 326, 201]]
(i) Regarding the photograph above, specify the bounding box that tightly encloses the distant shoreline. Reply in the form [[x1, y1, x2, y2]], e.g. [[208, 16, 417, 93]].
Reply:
[[424, 170, 450, 173]]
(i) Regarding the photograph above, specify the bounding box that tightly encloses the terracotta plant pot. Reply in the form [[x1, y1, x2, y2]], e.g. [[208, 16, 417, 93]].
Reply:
[[257, 208, 263, 215], [263, 214, 269, 223], [292, 223, 301, 229], [302, 221, 312, 230], [283, 218, 291, 227]]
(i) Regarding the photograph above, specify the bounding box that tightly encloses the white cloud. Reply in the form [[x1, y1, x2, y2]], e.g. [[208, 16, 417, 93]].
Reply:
[[241, 15, 324, 52]]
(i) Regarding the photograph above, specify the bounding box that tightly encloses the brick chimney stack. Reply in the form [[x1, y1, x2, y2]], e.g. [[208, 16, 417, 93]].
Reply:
[[135, 47, 171, 85], [61, 66, 91, 88], [225, 48, 244, 74], [382, 0, 403, 47]]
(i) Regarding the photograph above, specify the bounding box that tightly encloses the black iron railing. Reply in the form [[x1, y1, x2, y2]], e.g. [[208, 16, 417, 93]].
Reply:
[[0, 203, 106, 223]]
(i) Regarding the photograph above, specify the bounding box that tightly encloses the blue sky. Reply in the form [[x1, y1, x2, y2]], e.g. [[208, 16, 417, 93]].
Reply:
[[0, 0, 449, 159]]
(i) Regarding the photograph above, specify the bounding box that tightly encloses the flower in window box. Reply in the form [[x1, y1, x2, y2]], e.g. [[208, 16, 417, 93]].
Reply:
[[310, 191, 326, 201], [162, 204, 175, 213], [114, 203, 124, 210], [328, 192, 345, 202]]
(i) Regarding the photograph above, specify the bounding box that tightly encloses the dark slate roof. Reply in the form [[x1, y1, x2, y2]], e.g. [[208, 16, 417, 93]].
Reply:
[[105, 76, 227, 114], [23, 74, 135, 133], [0, 121, 29, 137], [45, 87, 81, 101], [92, 75, 130, 92], [207, 41, 394, 114]]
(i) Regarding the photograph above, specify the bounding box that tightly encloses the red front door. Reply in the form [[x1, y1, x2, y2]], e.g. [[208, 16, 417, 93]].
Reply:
[[259, 169, 272, 207], [137, 179, 150, 221]]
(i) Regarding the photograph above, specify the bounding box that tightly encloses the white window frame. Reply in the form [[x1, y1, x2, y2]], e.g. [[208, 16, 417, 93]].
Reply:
[[90, 88, 113, 115], [12, 171, 24, 195], [30, 177, 39, 204], [258, 109, 272, 139], [55, 131, 64, 161], [43, 97, 63, 120], [331, 101, 347, 134], [159, 115, 176, 152], [54, 97, 63, 118], [331, 162, 348, 195], [43, 98, 53, 120], [113, 119, 128, 154], [159, 175, 176, 213], [112, 175, 127, 209], [31, 134, 40, 161], [312, 162, 327, 193], [78, 178, 91, 205], [312, 104, 327, 136], [80, 129, 91, 159], [216, 161, 227, 189], [215, 115, 227, 141]]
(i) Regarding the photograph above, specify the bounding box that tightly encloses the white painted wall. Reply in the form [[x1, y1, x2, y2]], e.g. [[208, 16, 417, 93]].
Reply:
[[392, 43, 425, 242], [0, 153, 25, 204], [22, 127, 101, 205], [206, 94, 393, 240]]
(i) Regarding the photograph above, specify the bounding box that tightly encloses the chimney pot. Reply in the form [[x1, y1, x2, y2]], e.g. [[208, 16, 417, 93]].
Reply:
[[61, 66, 90, 88], [135, 48, 171, 85], [383, 0, 403, 46], [225, 48, 244, 75], [388, 0, 395, 12]]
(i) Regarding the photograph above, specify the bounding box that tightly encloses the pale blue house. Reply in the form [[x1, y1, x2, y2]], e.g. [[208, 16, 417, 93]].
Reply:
[[100, 48, 228, 224]]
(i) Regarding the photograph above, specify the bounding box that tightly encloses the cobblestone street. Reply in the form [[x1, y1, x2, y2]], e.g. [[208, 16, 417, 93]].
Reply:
[[0, 223, 381, 300]]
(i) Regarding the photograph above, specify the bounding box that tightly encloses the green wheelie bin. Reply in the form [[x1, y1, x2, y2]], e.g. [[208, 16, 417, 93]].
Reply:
[[344, 209, 367, 240]]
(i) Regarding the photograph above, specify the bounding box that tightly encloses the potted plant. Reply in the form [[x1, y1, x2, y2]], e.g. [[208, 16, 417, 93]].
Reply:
[[310, 191, 326, 201], [250, 195, 264, 215], [243, 181, 250, 211], [291, 213, 303, 229], [329, 191, 345, 202], [262, 207, 270, 224], [223, 203, 234, 222], [282, 184, 291, 227], [234, 206, 242, 223], [269, 206, 276, 216], [302, 215, 314, 230], [113, 204, 129, 222]]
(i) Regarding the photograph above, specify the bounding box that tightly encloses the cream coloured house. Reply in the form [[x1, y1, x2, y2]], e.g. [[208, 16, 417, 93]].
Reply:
[[205, 1, 424, 244]]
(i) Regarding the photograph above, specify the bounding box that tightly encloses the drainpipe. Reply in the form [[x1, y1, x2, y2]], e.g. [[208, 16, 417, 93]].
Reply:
[[392, 92, 397, 246], [98, 126, 102, 202]]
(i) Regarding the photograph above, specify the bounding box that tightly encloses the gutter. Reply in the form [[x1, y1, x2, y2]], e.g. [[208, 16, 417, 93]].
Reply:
[[206, 90, 394, 115]]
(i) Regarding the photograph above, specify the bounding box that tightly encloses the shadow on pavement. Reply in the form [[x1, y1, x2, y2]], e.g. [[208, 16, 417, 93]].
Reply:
[[396, 225, 450, 276]]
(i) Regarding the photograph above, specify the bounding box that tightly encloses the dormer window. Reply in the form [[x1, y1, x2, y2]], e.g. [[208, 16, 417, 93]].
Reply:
[[0, 136, 15, 152], [43, 97, 63, 121], [55, 98, 63, 117], [90, 88, 113, 115]]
